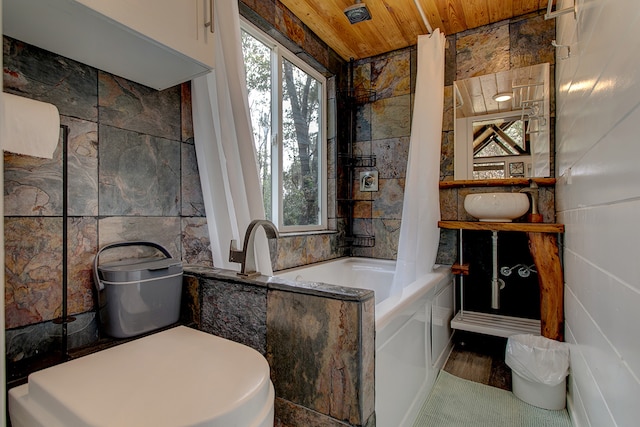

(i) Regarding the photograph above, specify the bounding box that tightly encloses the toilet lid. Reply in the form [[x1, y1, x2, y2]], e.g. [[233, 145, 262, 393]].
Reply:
[[11, 326, 273, 427]]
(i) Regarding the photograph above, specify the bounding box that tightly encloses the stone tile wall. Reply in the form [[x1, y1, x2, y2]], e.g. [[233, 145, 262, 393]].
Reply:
[[342, 47, 414, 260], [184, 267, 375, 427], [3, 35, 212, 369]]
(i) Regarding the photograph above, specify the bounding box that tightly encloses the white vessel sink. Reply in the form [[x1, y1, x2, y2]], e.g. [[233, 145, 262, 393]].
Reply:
[[464, 192, 529, 222]]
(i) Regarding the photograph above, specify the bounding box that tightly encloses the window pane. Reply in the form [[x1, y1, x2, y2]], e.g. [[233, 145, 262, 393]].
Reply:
[[241, 30, 273, 220], [504, 120, 526, 150], [473, 161, 505, 179], [281, 59, 321, 226], [476, 140, 512, 157]]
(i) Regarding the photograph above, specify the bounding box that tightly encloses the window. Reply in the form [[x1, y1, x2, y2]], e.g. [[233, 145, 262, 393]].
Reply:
[[241, 22, 327, 233]]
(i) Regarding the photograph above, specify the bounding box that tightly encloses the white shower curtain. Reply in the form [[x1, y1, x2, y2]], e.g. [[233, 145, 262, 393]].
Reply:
[[191, 1, 272, 274], [392, 29, 446, 290]]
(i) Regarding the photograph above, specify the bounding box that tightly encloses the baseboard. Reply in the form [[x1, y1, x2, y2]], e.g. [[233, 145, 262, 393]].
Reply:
[[566, 377, 590, 427]]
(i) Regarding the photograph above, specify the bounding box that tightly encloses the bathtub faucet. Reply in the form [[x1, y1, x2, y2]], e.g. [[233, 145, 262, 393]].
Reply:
[[229, 219, 279, 277]]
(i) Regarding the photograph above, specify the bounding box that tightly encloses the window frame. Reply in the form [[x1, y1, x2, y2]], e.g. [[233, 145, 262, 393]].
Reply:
[[240, 18, 328, 233]]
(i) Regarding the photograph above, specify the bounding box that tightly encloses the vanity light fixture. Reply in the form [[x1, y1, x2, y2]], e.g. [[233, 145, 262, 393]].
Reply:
[[492, 92, 513, 102]]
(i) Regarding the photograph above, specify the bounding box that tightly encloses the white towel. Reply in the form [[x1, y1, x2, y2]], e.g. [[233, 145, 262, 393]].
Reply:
[[2, 92, 60, 159]]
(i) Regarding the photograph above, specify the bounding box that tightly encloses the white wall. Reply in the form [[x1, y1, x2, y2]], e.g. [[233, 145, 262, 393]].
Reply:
[[555, 0, 640, 426]]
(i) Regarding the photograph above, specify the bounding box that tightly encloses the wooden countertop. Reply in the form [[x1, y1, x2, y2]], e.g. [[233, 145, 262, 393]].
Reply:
[[438, 220, 564, 233]]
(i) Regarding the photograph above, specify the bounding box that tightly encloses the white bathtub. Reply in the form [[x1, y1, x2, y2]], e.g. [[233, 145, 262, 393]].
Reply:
[[275, 257, 455, 427]]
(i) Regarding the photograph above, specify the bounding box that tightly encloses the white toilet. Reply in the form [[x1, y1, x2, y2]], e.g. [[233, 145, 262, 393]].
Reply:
[[9, 326, 275, 427]]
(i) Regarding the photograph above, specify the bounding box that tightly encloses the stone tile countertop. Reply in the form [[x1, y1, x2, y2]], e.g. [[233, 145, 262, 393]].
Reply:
[[184, 265, 375, 303]]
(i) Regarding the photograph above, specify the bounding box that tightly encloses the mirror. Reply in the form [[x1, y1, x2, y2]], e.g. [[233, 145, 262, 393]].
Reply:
[[453, 63, 550, 180]]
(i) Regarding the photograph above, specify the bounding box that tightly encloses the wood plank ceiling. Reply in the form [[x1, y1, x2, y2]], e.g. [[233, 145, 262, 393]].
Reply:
[[279, 0, 552, 60]]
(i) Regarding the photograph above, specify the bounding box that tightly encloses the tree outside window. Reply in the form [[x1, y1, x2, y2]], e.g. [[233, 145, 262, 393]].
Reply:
[[241, 25, 326, 232]]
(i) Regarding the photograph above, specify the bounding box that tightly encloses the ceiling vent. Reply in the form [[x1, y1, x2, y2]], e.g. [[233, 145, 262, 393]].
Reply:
[[344, 0, 371, 24]]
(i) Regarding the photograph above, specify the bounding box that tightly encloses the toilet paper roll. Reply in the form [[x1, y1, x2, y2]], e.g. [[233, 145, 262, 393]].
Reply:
[[2, 92, 60, 159]]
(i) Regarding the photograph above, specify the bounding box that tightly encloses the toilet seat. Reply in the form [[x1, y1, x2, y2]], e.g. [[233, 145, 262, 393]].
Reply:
[[9, 326, 275, 427]]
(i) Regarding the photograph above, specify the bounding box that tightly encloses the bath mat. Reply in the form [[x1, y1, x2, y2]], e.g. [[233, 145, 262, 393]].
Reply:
[[412, 370, 572, 427]]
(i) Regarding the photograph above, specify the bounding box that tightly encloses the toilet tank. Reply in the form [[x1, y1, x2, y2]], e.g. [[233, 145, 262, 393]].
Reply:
[[94, 241, 183, 338]]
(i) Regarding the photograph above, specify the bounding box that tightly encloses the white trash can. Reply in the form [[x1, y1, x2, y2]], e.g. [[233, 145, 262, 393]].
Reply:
[[505, 334, 570, 410]]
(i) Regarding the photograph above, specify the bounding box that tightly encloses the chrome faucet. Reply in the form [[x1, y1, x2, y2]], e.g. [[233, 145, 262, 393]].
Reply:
[[229, 219, 279, 277], [519, 180, 539, 215]]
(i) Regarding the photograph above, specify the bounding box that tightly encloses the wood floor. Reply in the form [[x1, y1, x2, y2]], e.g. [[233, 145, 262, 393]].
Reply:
[[443, 331, 512, 391]]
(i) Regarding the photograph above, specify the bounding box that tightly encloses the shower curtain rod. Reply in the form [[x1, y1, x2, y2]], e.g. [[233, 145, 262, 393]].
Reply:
[[412, 0, 434, 34]]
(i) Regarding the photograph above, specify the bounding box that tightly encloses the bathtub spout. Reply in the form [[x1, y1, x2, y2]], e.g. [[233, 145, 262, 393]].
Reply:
[[229, 219, 279, 277]]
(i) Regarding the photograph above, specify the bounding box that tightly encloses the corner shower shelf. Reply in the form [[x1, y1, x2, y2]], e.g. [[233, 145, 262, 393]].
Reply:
[[342, 235, 375, 248], [339, 64, 377, 252], [451, 311, 541, 338], [353, 89, 377, 104], [340, 88, 377, 105], [339, 154, 377, 168]]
